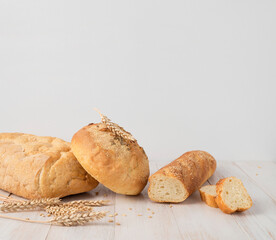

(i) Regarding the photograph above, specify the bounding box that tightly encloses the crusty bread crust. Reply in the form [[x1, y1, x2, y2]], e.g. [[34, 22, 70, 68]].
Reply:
[[215, 178, 234, 214], [199, 185, 218, 208], [148, 151, 217, 202], [0, 133, 98, 199], [216, 177, 253, 214], [71, 123, 149, 195]]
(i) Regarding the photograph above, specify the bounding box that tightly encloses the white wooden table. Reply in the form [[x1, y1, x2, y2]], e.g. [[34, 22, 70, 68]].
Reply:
[[1, 161, 275, 240]]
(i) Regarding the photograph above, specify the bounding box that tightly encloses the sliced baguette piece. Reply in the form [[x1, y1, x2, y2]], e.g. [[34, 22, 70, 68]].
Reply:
[[148, 151, 216, 203], [199, 185, 218, 208], [216, 177, 253, 214]]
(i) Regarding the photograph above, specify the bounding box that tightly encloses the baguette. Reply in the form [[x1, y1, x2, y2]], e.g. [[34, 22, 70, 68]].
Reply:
[[148, 151, 216, 203], [0, 133, 98, 199], [215, 176, 252, 214]]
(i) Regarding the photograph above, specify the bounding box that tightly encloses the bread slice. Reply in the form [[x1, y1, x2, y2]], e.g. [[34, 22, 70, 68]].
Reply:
[[216, 177, 252, 214], [199, 185, 218, 208], [148, 151, 217, 203]]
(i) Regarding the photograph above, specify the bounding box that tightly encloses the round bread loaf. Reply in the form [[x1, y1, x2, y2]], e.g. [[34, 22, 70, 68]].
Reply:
[[71, 123, 149, 195]]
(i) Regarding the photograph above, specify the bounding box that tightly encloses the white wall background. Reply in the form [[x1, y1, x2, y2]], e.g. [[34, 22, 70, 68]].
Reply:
[[0, 1, 275, 162]]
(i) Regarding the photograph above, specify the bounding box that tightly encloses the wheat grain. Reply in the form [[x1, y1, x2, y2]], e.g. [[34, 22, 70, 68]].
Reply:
[[0, 198, 61, 212], [94, 108, 136, 142]]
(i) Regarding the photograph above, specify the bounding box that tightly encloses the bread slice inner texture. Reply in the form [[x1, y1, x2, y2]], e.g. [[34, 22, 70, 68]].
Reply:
[[200, 185, 216, 196], [221, 177, 251, 211], [149, 175, 188, 202]]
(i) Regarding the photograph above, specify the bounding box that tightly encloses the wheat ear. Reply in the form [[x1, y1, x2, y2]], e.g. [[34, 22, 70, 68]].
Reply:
[[60, 200, 109, 207], [94, 108, 136, 142], [0, 198, 61, 212], [50, 211, 107, 226], [45, 205, 94, 216]]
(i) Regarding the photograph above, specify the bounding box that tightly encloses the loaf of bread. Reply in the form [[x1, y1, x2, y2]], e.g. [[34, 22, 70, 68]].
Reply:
[[199, 185, 218, 208], [71, 122, 150, 195], [216, 177, 252, 214], [0, 133, 98, 199], [148, 151, 216, 203]]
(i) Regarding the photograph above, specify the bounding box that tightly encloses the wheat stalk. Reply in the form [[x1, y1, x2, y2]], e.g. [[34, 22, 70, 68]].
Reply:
[[0, 193, 10, 198], [0, 194, 23, 202], [0, 198, 61, 212], [0, 211, 107, 226], [94, 108, 136, 142], [0, 197, 17, 202], [45, 205, 94, 216]]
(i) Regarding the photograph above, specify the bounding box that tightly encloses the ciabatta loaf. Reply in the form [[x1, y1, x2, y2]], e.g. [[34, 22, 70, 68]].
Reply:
[[71, 123, 149, 195], [0, 133, 98, 199], [148, 151, 216, 203], [199, 185, 218, 208], [216, 177, 252, 214]]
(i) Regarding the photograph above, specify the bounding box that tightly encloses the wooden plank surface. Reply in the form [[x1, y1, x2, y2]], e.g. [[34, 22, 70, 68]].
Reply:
[[155, 163, 250, 240], [234, 161, 276, 201], [113, 163, 183, 240], [0, 190, 50, 240], [208, 161, 276, 240], [0, 161, 275, 240], [46, 186, 115, 240]]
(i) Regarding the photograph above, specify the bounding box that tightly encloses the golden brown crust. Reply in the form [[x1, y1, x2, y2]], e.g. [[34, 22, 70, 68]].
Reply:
[[199, 186, 218, 208], [71, 123, 150, 195], [216, 177, 253, 214], [0, 133, 98, 199], [215, 178, 233, 213], [148, 151, 217, 202]]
